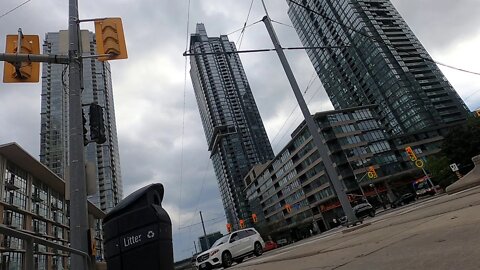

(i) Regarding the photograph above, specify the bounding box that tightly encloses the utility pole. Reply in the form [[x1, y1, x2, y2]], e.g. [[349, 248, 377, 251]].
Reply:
[[199, 211, 210, 250], [1, 2, 126, 270], [68, 0, 89, 269], [260, 1, 358, 224]]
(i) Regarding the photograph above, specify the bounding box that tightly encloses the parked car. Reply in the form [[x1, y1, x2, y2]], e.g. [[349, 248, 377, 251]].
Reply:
[[339, 202, 375, 226], [195, 228, 265, 270], [263, 241, 278, 252], [391, 193, 416, 208], [353, 202, 376, 219]]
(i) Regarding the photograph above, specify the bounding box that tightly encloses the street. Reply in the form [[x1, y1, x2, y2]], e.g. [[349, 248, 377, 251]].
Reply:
[[229, 187, 480, 270]]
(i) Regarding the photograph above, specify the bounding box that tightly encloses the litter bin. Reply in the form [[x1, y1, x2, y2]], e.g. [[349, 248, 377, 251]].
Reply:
[[103, 183, 173, 270]]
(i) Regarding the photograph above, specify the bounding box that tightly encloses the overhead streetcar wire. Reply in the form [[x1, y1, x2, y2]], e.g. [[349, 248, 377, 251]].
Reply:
[[178, 0, 192, 231], [226, 19, 263, 36], [183, 45, 349, 56], [271, 19, 294, 28], [287, 0, 480, 76], [237, 0, 255, 50], [0, 0, 32, 20]]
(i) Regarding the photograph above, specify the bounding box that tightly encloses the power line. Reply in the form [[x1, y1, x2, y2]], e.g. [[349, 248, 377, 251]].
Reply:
[[0, 0, 32, 20], [178, 0, 192, 231], [287, 0, 480, 77], [237, 0, 255, 50], [179, 215, 226, 230], [271, 19, 294, 28], [183, 45, 349, 56], [273, 84, 324, 150], [464, 90, 480, 101], [226, 19, 263, 36], [271, 72, 318, 147]]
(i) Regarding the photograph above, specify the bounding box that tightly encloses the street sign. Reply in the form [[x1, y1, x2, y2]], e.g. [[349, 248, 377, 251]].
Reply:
[[449, 163, 459, 172]]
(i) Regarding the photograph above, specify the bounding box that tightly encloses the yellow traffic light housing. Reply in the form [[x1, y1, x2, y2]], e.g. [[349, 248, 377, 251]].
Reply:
[[251, 213, 258, 223], [94, 18, 128, 61], [405, 146, 417, 161], [3, 34, 40, 83]]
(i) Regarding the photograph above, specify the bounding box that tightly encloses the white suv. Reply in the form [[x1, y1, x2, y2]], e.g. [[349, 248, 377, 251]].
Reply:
[[195, 228, 265, 269]]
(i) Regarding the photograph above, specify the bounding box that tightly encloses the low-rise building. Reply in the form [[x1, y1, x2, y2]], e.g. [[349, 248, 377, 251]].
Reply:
[[244, 106, 417, 239], [0, 142, 105, 269]]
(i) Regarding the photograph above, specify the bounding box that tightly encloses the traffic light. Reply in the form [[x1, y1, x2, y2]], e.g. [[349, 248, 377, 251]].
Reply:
[[285, 204, 292, 213], [3, 34, 40, 83], [251, 213, 257, 223], [405, 146, 417, 161], [239, 219, 245, 229], [94, 18, 128, 61], [226, 223, 232, 233], [367, 166, 378, 179], [475, 109, 480, 118], [82, 109, 89, 146], [89, 104, 106, 144]]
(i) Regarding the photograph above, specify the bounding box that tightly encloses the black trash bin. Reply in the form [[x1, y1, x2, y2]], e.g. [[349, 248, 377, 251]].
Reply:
[[103, 183, 173, 270]]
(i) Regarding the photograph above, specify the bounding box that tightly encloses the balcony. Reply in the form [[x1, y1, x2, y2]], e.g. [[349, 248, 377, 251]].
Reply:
[[5, 181, 19, 191]]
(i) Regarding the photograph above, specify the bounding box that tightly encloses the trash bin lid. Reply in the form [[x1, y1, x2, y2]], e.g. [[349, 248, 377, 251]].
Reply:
[[104, 183, 164, 223]]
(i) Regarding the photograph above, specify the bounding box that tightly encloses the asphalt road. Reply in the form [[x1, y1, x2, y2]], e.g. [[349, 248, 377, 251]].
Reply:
[[229, 187, 480, 270]]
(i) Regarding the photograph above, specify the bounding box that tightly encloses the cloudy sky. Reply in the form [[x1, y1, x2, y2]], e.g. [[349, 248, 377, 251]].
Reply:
[[1, 0, 480, 261]]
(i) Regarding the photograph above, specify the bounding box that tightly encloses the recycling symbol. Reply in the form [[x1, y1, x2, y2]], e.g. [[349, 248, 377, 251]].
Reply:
[[147, 231, 155, 239]]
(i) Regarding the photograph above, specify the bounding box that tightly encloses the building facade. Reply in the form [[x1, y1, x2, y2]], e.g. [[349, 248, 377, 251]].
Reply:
[[189, 24, 274, 227], [198, 232, 223, 252], [244, 106, 416, 238], [287, 0, 470, 136], [0, 143, 104, 270], [40, 30, 123, 212]]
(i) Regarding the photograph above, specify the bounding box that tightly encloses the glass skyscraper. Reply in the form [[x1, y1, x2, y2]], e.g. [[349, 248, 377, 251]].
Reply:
[[40, 30, 123, 212], [189, 24, 274, 227], [287, 0, 470, 136]]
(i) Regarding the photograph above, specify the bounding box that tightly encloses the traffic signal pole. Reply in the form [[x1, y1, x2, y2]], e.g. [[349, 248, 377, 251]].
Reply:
[[260, 1, 358, 225], [68, 0, 90, 269]]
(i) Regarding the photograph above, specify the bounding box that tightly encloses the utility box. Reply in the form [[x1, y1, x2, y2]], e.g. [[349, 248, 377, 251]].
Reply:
[[103, 183, 173, 270]]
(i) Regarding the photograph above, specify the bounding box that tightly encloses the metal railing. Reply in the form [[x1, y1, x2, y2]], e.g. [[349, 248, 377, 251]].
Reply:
[[0, 224, 91, 270]]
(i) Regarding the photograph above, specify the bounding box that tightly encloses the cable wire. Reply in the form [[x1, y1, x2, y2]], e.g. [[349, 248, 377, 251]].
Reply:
[[271, 72, 318, 147], [226, 19, 263, 36], [287, 0, 480, 76], [237, 0, 255, 50], [271, 19, 294, 28], [177, 0, 192, 231], [273, 84, 324, 150], [0, 0, 32, 20]]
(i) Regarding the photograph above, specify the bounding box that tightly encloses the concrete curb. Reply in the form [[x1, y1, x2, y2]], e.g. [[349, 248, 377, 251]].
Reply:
[[341, 222, 371, 234], [446, 154, 480, 194]]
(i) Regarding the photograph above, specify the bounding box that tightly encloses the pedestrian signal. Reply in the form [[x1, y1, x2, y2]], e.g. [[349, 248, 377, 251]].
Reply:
[[367, 166, 378, 179]]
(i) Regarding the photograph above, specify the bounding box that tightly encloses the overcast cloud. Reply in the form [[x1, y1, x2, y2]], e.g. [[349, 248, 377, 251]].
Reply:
[[1, 0, 479, 261]]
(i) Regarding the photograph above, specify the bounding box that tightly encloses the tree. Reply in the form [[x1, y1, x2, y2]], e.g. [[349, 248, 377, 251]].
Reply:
[[425, 154, 457, 189], [441, 116, 480, 175]]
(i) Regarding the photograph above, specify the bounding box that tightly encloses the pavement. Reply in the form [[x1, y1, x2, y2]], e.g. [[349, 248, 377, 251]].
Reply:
[[231, 187, 480, 270]]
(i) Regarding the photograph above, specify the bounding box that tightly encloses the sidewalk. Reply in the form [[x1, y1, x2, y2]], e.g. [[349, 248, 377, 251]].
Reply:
[[234, 187, 480, 270]]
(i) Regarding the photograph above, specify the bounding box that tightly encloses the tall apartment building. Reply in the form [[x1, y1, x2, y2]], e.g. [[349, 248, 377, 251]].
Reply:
[[0, 142, 104, 269], [189, 24, 274, 227], [40, 30, 123, 212], [286, 0, 470, 136], [244, 106, 404, 238]]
